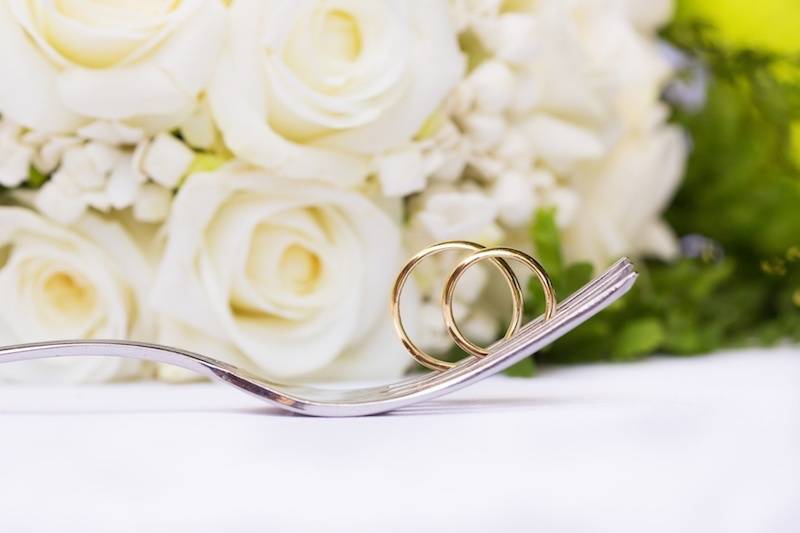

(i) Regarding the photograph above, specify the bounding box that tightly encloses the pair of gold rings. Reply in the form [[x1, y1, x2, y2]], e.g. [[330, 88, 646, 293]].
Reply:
[[391, 241, 557, 371]]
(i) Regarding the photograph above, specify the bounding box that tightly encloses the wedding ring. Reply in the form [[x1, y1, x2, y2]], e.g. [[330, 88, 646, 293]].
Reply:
[[442, 247, 556, 358], [391, 241, 525, 371]]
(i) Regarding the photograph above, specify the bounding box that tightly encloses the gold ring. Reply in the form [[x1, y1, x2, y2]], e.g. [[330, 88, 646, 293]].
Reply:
[[441, 247, 557, 358], [391, 241, 525, 371]]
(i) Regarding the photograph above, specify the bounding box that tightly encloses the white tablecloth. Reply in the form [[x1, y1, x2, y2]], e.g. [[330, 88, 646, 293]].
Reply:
[[0, 348, 798, 533]]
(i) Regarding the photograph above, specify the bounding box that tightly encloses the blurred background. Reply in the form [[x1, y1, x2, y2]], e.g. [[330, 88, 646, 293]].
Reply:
[[523, 0, 800, 370]]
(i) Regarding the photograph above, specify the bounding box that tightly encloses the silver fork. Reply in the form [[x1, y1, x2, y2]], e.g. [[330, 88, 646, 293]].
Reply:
[[0, 258, 637, 417]]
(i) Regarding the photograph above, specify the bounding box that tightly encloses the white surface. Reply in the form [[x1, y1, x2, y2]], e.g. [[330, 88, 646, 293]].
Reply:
[[0, 348, 798, 533]]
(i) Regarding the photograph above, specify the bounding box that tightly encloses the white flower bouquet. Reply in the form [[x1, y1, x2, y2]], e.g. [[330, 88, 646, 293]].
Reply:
[[0, 0, 686, 383]]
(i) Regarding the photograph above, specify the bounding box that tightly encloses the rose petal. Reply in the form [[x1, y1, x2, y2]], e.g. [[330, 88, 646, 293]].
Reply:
[[151, 166, 402, 379], [0, 2, 83, 131], [57, 63, 191, 122]]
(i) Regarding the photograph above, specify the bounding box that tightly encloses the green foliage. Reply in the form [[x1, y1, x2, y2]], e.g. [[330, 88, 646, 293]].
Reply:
[[526, 217, 800, 367], [613, 319, 666, 361], [666, 23, 800, 259], [25, 165, 48, 189], [524, 23, 800, 367], [665, 22, 800, 345], [504, 356, 536, 377], [530, 208, 563, 276]]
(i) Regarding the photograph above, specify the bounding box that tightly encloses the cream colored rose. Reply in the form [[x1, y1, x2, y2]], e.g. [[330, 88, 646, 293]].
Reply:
[[151, 164, 412, 380], [563, 122, 688, 267], [209, 0, 465, 186], [621, 0, 674, 33], [0, 0, 225, 133], [0, 208, 153, 383]]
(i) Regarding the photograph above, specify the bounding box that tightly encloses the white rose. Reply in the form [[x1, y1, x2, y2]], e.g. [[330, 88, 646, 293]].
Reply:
[[574, 0, 673, 133], [209, 0, 465, 186], [621, 0, 674, 33], [0, 0, 226, 133], [413, 190, 500, 242], [0, 208, 153, 383], [0, 118, 33, 187], [458, 0, 673, 168], [151, 164, 411, 381], [563, 123, 688, 267]]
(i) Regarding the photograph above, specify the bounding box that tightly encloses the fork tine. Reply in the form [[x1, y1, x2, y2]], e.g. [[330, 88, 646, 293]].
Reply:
[[360, 259, 638, 409]]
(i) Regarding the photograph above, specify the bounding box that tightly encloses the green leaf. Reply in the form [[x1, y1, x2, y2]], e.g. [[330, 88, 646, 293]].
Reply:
[[186, 152, 229, 177], [561, 262, 594, 295], [458, 30, 491, 72], [611, 318, 666, 361], [505, 357, 537, 377], [530, 208, 563, 277], [25, 165, 48, 189]]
